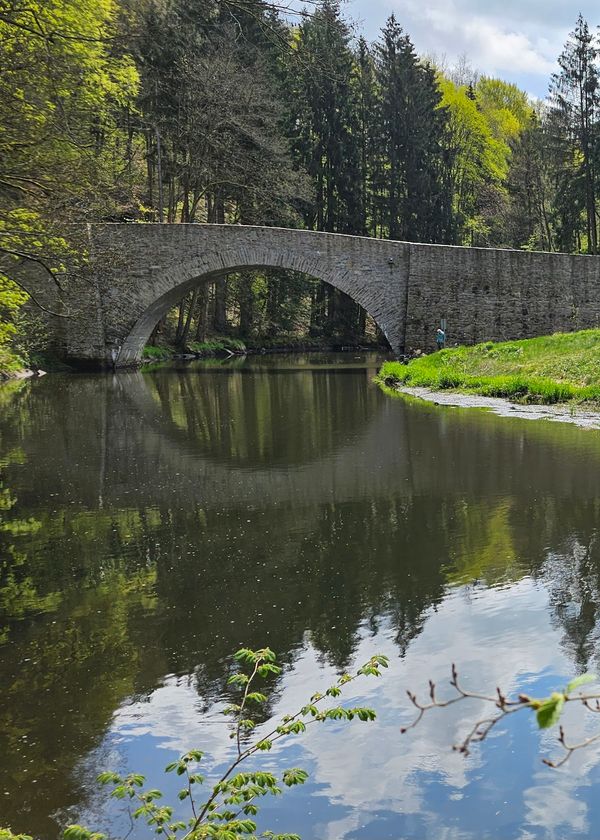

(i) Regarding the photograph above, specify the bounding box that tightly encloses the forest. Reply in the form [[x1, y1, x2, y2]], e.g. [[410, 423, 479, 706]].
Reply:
[[1, 0, 600, 369]]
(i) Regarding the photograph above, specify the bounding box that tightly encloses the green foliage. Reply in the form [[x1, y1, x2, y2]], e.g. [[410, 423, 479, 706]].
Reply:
[[373, 17, 452, 243], [142, 345, 174, 361], [0, 0, 140, 371], [535, 693, 565, 729], [548, 14, 600, 253], [529, 673, 597, 731], [26, 646, 385, 840], [566, 673, 597, 692], [379, 329, 600, 405]]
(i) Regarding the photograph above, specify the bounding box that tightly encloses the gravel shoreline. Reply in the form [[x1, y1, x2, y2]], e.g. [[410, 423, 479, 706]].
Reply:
[[394, 384, 600, 430]]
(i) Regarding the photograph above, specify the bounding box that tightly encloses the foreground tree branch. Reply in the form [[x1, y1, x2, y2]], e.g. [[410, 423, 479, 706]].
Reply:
[[403, 666, 600, 766]]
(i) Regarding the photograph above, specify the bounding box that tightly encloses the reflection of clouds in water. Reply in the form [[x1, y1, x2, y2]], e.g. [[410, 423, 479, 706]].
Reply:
[[523, 700, 600, 838], [276, 579, 590, 838], [112, 679, 232, 762], [81, 578, 600, 839]]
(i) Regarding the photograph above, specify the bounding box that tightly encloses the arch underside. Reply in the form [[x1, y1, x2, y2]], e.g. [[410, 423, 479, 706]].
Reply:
[[117, 253, 392, 365]]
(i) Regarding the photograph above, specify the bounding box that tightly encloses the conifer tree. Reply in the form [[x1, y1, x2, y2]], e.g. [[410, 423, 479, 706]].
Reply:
[[373, 17, 451, 243], [548, 14, 599, 253]]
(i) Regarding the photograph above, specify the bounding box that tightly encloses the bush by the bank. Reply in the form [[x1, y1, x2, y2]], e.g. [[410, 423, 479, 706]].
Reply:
[[0, 347, 26, 378], [379, 329, 600, 404]]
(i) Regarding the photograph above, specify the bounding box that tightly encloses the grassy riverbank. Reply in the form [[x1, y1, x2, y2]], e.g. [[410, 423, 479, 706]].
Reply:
[[379, 329, 600, 404]]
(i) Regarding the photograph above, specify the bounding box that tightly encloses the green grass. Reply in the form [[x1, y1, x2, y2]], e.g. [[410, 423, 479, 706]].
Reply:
[[378, 329, 600, 405], [142, 345, 173, 361]]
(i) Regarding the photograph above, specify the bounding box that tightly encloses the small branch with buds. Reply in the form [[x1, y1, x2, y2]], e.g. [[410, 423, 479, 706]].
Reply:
[[402, 665, 600, 766]]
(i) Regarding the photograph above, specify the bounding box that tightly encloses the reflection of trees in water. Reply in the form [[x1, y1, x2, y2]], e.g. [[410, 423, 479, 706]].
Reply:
[[539, 514, 600, 673], [4, 489, 600, 836], [3, 371, 600, 833], [144, 363, 378, 467]]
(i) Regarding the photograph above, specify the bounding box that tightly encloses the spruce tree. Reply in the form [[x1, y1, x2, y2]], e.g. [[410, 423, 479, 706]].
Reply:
[[373, 16, 451, 243], [548, 14, 600, 253]]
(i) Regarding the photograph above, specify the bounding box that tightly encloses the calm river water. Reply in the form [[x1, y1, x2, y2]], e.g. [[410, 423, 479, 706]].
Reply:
[[3, 353, 600, 839]]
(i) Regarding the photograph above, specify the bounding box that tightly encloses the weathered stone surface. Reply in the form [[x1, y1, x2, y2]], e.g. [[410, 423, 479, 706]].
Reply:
[[54, 224, 600, 367]]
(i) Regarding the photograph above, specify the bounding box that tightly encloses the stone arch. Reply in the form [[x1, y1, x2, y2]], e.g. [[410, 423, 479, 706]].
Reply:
[[117, 244, 392, 365]]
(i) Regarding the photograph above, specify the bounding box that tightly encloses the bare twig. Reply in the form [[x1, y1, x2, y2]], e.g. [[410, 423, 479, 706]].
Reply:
[[403, 665, 600, 766]]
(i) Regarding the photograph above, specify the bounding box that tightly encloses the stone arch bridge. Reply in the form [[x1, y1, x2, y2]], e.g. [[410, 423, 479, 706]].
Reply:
[[54, 224, 600, 367]]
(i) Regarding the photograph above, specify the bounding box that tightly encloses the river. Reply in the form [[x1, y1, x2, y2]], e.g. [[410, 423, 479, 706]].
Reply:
[[2, 352, 600, 839]]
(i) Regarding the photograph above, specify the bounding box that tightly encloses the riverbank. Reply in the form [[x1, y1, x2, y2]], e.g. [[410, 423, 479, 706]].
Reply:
[[379, 329, 600, 406], [379, 382, 600, 429]]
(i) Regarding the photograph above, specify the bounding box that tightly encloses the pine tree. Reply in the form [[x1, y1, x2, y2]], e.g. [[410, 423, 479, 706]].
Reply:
[[373, 17, 451, 243], [548, 14, 599, 253]]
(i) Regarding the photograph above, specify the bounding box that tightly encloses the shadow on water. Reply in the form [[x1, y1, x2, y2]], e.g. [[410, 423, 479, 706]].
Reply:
[[1, 353, 600, 837]]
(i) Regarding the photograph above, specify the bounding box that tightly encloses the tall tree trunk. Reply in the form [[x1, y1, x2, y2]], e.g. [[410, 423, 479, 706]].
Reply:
[[175, 296, 186, 343], [357, 306, 367, 339], [214, 278, 228, 333], [238, 271, 254, 337], [325, 285, 336, 337], [146, 130, 154, 209], [155, 127, 164, 223], [195, 284, 210, 342], [267, 277, 279, 336], [180, 288, 199, 347]]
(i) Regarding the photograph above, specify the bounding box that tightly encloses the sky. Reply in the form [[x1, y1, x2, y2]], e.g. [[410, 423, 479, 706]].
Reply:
[[344, 0, 599, 98]]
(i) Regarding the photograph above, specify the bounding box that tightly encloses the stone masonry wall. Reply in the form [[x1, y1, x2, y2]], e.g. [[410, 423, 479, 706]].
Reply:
[[405, 244, 600, 351], [58, 224, 600, 366]]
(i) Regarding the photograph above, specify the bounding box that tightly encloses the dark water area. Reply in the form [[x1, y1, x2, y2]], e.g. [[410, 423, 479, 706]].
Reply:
[[3, 352, 600, 839]]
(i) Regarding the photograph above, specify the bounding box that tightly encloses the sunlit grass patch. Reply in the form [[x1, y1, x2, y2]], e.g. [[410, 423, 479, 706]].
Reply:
[[378, 329, 600, 405]]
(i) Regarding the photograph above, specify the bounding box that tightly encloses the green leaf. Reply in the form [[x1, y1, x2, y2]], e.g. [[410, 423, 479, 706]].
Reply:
[[566, 673, 597, 693], [96, 772, 121, 786], [246, 692, 267, 704], [64, 827, 105, 840], [234, 648, 256, 662], [258, 663, 282, 677], [282, 768, 309, 787], [228, 673, 250, 686], [536, 693, 565, 729]]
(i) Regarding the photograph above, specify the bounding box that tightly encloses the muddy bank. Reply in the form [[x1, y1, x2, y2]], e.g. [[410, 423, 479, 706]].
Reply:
[[390, 383, 600, 430]]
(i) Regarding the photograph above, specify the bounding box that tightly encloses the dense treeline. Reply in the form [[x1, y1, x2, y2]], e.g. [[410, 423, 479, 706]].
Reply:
[[1, 2, 600, 367]]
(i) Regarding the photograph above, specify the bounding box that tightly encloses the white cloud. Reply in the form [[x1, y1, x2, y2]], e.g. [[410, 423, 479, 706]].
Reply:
[[348, 0, 600, 95]]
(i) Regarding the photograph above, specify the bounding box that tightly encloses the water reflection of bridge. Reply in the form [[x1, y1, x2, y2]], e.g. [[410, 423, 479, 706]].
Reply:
[[14, 364, 600, 512], [112, 369, 600, 507]]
